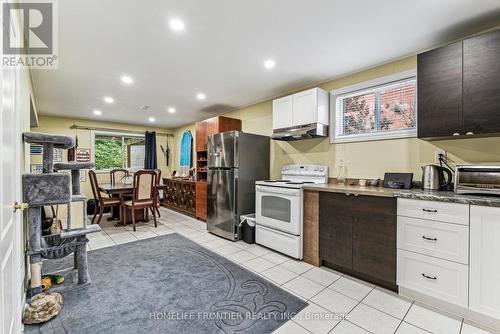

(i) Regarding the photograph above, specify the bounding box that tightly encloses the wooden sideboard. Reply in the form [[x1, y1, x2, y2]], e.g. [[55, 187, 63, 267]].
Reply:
[[161, 178, 196, 217]]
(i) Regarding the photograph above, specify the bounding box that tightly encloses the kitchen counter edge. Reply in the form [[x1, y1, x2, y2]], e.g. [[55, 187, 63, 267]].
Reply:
[[303, 184, 500, 207]]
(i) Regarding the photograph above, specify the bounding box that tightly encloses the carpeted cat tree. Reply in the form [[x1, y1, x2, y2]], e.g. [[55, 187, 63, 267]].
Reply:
[[22, 132, 101, 324]]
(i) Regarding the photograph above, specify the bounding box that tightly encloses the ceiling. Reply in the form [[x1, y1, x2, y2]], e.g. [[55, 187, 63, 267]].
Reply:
[[32, 0, 500, 128]]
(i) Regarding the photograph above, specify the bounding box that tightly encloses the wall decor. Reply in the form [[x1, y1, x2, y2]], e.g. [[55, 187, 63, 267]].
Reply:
[[30, 144, 43, 155], [79, 170, 86, 182], [53, 148, 63, 162], [30, 164, 43, 174], [76, 148, 91, 162]]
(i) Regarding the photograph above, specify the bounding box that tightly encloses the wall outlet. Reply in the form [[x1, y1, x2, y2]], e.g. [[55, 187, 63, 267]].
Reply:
[[434, 149, 447, 164]]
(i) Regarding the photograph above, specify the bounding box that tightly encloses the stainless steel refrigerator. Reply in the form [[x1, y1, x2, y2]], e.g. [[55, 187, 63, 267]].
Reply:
[[207, 131, 270, 240]]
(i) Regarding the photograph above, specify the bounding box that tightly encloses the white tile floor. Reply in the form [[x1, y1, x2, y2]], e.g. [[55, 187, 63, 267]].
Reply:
[[88, 207, 496, 334]]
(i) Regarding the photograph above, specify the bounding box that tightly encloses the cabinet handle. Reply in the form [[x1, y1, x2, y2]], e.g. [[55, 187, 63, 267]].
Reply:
[[466, 132, 474, 136], [422, 208, 437, 213], [422, 236, 438, 241], [346, 193, 350, 196], [452, 133, 460, 136], [421, 273, 437, 280]]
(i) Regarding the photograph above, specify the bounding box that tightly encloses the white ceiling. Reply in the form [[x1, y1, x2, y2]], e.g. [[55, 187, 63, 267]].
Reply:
[[32, 0, 500, 128]]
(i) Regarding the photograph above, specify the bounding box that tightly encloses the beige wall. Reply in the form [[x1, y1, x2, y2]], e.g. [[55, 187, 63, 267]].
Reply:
[[31, 116, 173, 198], [173, 56, 500, 180]]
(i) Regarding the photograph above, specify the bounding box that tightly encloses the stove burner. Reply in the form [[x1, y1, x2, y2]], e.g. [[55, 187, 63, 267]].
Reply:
[[263, 179, 291, 183], [286, 181, 315, 185]]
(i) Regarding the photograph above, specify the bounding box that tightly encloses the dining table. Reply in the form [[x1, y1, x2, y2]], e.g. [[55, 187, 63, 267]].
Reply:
[[99, 183, 143, 226], [98, 182, 169, 226]]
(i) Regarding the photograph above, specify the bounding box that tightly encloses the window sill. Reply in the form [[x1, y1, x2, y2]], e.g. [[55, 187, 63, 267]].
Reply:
[[330, 130, 417, 144]]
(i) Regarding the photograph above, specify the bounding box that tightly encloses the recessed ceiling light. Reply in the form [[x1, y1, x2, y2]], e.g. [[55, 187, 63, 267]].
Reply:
[[148, 117, 156, 122], [104, 96, 114, 103], [196, 93, 206, 100], [264, 59, 276, 69], [168, 107, 176, 113], [121, 75, 133, 84], [93, 109, 102, 116], [169, 18, 185, 32]]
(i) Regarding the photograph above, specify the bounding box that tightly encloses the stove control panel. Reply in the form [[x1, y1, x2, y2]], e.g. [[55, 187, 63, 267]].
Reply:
[[281, 164, 329, 184]]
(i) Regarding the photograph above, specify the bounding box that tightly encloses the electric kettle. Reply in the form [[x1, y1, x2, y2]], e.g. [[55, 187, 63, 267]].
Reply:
[[422, 164, 452, 190]]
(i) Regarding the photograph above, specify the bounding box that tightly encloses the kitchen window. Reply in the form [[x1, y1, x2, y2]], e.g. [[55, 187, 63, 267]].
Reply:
[[92, 131, 145, 170], [330, 70, 417, 143]]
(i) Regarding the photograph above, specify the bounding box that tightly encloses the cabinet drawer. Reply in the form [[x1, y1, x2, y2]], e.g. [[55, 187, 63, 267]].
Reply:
[[397, 250, 468, 307], [397, 198, 469, 225], [397, 216, 469, 264]]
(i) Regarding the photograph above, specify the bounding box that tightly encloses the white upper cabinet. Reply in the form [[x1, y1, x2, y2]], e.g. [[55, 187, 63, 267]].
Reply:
[[272, 95, 293, 130], [469, 205, 500, 320], [272, 87, 329, 130]]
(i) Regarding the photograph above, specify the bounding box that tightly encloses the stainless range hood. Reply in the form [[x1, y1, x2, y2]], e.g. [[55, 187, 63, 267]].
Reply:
[[271, 123, 328, 141]]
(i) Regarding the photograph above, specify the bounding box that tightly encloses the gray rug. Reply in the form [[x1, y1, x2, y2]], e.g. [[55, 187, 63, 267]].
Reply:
[[26, 233, 307, 334]]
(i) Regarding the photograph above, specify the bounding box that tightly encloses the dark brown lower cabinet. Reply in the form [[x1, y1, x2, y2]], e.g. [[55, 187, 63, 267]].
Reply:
[[319, 192, 397, 291], [319, 193, 353, 269]]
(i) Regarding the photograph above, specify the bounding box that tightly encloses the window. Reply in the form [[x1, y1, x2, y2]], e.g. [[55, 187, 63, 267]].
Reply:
[[331, 70, 417, 143], [93, 132, 145, 170]]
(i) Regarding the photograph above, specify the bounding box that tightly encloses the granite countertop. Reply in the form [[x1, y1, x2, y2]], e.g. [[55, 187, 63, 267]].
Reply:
[[303, 183, 500, 206], [395, 189, 500, 207], [303, 183, 398, 198]]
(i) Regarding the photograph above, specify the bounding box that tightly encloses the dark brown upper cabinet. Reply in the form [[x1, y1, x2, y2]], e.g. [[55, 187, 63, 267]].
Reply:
[[463, 31, 500, 135], [417, 42, 463, 138], [418, 29, 500, 139]]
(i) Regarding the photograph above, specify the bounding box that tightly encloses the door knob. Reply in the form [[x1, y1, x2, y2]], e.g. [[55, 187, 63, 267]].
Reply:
[[13, 201, 29, 212]]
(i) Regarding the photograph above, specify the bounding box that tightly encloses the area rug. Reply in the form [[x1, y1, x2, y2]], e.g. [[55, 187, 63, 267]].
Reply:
[[25, 233, 307, 334]]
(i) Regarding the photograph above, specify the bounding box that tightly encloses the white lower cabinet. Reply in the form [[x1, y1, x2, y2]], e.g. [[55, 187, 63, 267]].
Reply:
[[469, 205, 500, 319], [397, 199, 500, 322], [397, 216, 469, 264], [397, 249, 469, 307]]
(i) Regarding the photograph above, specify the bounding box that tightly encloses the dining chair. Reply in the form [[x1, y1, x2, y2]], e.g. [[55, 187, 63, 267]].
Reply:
[[110, 168, 129, 184], [89, 170, 121, 225], [123, 170, 157, 231], [154, 169, 162, 217]]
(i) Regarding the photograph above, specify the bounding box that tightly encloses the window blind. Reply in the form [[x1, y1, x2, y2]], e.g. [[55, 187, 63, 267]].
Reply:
[[335, 78, 416, 140]]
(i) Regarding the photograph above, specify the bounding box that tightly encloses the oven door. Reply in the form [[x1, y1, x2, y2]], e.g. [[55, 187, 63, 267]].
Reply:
[[255, 185, 302, 235]]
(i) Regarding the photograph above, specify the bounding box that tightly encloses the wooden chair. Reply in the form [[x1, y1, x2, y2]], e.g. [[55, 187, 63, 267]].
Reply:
[[123, 170, 157, 231], [154, 169, 162, 217], [89, 170, 121, 225], [110, 168, 129, 184]]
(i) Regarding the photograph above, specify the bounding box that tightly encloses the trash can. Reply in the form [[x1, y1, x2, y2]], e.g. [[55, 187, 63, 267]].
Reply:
[[239, 214, 256, 244]]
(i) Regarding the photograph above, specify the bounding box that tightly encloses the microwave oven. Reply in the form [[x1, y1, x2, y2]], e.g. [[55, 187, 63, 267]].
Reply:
[[455, 165, 500, 195]]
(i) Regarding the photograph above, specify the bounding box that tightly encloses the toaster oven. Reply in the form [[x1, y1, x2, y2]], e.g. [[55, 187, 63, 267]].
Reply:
[[455, 165, 500, 195]]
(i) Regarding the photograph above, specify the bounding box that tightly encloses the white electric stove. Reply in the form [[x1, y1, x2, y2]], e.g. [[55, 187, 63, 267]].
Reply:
[[255, 164, 328, 259]]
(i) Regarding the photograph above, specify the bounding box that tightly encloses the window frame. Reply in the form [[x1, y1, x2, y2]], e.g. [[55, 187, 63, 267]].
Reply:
[[91, 130, 145, 172], [330, 69, 417, 144]]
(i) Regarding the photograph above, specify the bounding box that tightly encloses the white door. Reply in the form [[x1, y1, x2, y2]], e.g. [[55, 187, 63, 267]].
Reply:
[[470, 205, 500, 320], [1, 6, 24, 333], [272, 95, 293, 130], [292, 88, 318, 126], [255, 185, 302, 235]]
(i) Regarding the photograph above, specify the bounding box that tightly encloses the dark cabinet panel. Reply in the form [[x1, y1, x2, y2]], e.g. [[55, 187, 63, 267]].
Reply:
[[319, 192, 353, 269], [353, 195, 397, 285], [463, 30, 500, 135], [195, 121, 208, 152], [319, 192, 397, 291], [417, 41, 463, 138]]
